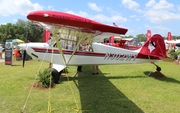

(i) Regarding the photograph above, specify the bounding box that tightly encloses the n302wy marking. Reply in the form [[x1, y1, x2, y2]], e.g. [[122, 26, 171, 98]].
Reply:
[[104, 53, 137, 61]]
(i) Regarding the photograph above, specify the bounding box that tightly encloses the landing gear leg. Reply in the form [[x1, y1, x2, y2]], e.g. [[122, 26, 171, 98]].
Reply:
[[151, 62, 161, 72]]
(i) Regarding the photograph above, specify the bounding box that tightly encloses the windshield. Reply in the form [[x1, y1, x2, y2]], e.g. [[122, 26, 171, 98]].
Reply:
[[125, 38, 142, 47]]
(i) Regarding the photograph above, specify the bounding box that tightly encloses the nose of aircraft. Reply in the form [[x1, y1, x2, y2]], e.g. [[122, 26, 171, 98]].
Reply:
[[18, 43, 27, 50]]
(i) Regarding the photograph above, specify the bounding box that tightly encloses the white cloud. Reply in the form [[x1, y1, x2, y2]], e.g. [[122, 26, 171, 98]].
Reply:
[[144, 24, 151, 29], [144, 24, 170, 35], [178, 6, 180, 11], [155, 25, 170, 31], [146, 0, 156, 7], [106, 7, 121, 15], [0, 0, 43, 16], [145, 10, 180, 23], [65, 10, 75, 15], [65, 10, 127, 24], [130, 15, 140, 21], [65, 10, 89, 19], [47, 5, 55, 10], [154, 25, 170, 35], [78, 11, 89, 17], [130, 15, 137, 18], [13, 19, 17, 22], [86, 14, 127, 24], [136, 18, 140, 21], [146, 0, 174, 10], [110, 15, 127, 23], [121, 0, 140, 11], [144, 0, 180, 23], [88, 3, 102, 12]]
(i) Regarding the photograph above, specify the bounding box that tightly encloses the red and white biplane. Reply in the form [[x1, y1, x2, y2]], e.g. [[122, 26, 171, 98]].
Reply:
[[19, 10, 167, 82]]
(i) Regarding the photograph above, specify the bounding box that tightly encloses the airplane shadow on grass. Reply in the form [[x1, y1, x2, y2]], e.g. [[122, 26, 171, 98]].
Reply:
[[61, 66, 144, 113], [144, 71, 180, 84]]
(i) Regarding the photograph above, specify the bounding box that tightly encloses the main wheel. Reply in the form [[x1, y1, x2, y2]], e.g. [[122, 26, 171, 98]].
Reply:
[[52, 69, 60, 84]]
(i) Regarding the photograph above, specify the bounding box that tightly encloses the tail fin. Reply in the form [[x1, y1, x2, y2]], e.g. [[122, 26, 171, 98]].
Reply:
[[146, 30, 151, 42], [140, 34, 167, 58], [167, 32, 172, 41]]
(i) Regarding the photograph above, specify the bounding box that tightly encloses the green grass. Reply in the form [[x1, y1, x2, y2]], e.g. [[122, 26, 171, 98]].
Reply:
[[0, 60, 180, 113]]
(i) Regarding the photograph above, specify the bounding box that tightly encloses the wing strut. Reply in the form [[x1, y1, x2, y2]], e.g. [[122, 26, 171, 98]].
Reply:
[[66, 31, 87, 64], [53, 26, 66, 65]]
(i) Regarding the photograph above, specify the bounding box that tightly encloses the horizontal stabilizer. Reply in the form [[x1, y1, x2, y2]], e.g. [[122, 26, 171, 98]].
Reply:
[[161, 57, 174, 62], [166, 40, 180, 44]]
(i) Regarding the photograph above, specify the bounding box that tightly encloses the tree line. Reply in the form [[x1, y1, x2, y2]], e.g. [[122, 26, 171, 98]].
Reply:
[[0, 19, 43, 44]]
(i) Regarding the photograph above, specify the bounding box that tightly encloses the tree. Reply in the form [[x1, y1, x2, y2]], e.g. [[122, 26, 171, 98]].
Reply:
[[25, 21, 44, 42], [120, 35, 134, 38], [0, 20, 43, 44], [136, 34, 146, 42], [15, 20, 43, 42], [0, 23, 16, 42]]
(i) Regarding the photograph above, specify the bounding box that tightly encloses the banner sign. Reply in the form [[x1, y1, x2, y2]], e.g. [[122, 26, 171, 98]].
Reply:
[[5, 39, 13, 65]]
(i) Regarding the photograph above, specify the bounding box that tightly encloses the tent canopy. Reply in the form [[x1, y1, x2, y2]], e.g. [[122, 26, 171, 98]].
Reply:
[[12, 39, 24, 45]]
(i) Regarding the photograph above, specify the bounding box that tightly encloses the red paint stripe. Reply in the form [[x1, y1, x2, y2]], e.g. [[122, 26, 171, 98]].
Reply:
[[32, 48, 160, 60]]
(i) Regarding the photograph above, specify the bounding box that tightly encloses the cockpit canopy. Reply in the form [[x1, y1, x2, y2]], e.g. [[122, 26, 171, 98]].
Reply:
[[124, 38, 142, 47], [102, 36, 142, 50]]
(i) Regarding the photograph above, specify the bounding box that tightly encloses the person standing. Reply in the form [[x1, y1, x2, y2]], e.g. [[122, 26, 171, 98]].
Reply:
[[92, 65, 99, 75], [90, 46, 99, 75], [77, 43, 83, 72], [0, 45, 3, 59], [77, 66, 82, 72]]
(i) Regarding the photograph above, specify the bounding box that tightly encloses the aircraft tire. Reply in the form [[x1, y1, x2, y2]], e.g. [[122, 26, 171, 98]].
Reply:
[[52, 69, 60, 84]]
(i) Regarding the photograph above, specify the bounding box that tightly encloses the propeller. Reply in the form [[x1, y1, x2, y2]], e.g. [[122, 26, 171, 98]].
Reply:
[[22, 50, 26, 67], [18, 43, 27, 67]]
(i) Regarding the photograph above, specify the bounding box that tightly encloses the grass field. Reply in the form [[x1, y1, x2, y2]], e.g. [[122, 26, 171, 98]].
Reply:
[[0, 60, 180, 113]]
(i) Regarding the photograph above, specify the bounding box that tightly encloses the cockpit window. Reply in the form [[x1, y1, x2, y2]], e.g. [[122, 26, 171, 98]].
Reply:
[[125, 39, 142, 47]]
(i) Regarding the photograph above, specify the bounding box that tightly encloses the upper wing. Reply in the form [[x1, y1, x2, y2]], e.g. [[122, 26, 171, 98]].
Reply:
[[26, 11, 129, 72], [27, 10, 128, 35]]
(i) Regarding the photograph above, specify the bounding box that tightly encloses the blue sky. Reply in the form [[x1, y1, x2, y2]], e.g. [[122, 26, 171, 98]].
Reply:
[[0, 0, 180, 37]]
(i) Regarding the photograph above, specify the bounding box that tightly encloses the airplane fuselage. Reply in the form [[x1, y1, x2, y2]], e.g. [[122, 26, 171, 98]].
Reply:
[[22, 42, 161, 66]]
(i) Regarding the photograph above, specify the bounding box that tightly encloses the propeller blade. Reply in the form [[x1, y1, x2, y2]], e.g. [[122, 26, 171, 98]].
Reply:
[[22, 50, 26, 67]]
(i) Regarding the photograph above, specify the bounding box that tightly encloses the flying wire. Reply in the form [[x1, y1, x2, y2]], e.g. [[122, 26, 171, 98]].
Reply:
[[53, 26, 81, 112], [21, 46, 49, 113], [47, 45, 55, 113]]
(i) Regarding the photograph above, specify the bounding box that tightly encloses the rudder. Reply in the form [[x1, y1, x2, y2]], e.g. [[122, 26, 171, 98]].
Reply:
[[140, 34, 167, 58]]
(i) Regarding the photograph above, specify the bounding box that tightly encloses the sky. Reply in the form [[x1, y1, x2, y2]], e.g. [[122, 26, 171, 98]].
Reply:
[[0, 0, 180, 37]]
